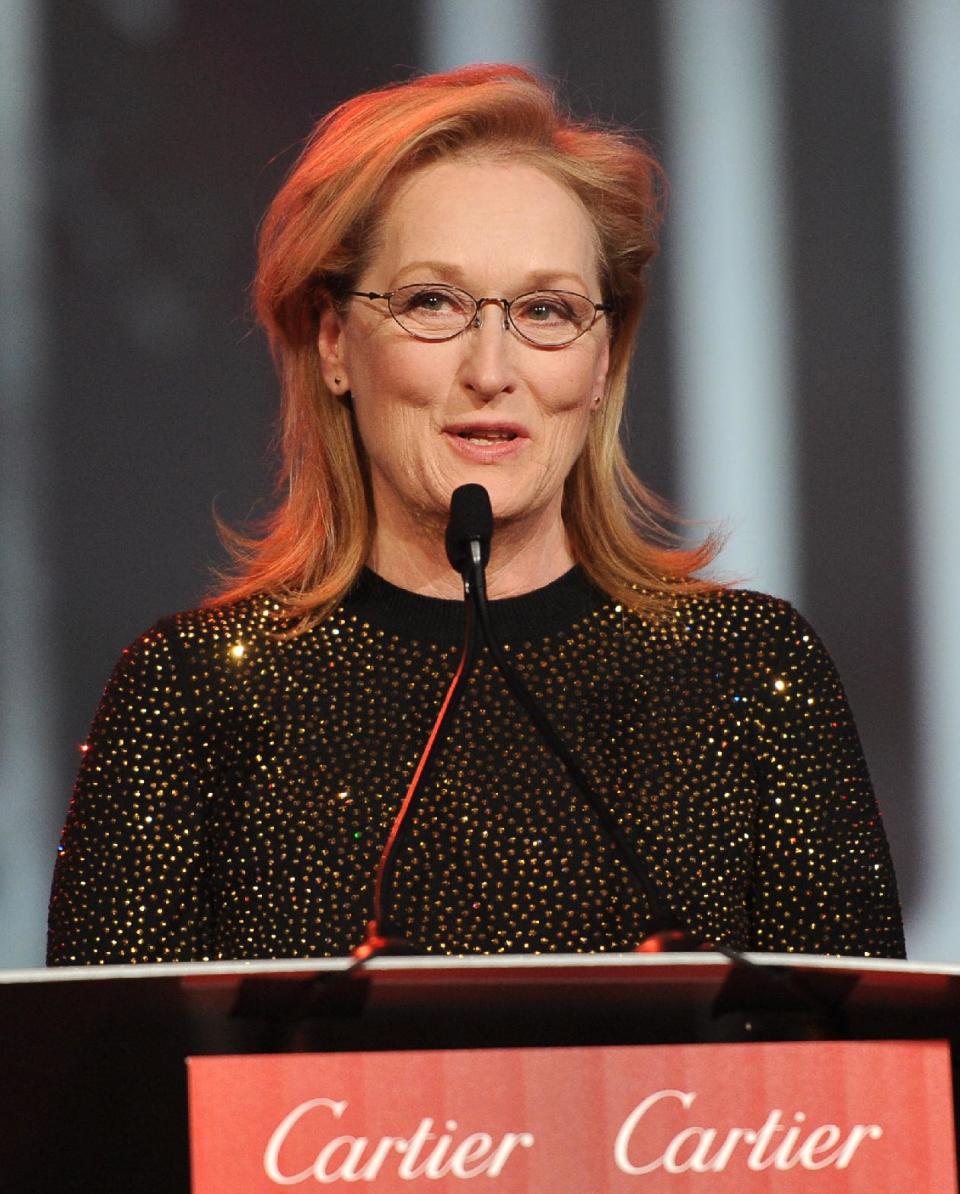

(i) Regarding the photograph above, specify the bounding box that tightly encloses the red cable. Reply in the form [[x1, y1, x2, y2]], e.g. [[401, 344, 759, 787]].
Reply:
[[363, 637, 473, 948]]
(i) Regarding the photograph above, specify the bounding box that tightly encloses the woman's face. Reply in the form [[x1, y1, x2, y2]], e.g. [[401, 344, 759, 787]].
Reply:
[[318, 157, 610, 538]]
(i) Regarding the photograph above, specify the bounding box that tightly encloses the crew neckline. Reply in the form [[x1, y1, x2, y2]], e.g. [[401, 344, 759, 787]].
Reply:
[[344, 566, 606, 646]]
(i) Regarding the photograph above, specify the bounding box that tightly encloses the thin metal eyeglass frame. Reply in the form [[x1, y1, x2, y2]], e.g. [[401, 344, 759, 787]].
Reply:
[[347, 284, 611, 347]]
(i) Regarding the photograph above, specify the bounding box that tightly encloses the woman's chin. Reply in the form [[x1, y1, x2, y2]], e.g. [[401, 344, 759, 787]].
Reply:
[[430, 470, 556, 529], [455, 479, 520, 520]]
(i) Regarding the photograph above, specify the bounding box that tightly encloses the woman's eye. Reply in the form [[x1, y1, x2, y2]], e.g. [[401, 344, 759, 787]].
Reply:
[[404, 288, 462, 314], [517, 296, 575, 323]]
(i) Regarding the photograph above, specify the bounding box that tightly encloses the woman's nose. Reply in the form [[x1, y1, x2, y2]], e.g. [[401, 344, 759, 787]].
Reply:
[[458, 301, 517, 400]]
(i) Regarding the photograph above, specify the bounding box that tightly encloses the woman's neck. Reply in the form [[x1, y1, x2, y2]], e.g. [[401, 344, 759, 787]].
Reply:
[[367, 503, 575, 599]]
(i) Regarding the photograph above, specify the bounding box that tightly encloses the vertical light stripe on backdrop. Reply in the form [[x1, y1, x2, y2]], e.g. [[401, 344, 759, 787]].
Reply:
[[0, 0, 56, 965], [896, 0, 960, 963], [660, 0, 798, 602], [422, 0, 547, 73]]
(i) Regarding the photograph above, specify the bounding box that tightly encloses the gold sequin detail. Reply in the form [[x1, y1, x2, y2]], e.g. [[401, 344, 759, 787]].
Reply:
[[47, 570, 904, 963]]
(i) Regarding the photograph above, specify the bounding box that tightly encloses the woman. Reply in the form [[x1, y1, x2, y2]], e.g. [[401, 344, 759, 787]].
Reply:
[[47, 64, 904, 965]]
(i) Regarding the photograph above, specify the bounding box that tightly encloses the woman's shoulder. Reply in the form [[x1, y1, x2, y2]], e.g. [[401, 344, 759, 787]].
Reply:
[[624, 584, 804, 644], [161, 592, 283, 648], [674, 584, 801, 633], [622, 584, 836, 680], [113, 593, 286, 683], [654, 585, 847, 695]]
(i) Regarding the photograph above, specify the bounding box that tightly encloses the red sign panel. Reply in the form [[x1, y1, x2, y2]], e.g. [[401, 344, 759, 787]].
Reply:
[[188, 1040, 955, 1191]]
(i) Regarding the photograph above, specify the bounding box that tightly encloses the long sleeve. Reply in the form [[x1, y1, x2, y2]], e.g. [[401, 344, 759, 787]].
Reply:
[[747, 603, 905, 957], [47, 621, 212, 964]]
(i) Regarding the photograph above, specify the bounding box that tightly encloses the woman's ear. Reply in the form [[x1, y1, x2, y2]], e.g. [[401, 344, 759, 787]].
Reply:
[[591, 335, 610, 411], [317, 303, 350, 396]]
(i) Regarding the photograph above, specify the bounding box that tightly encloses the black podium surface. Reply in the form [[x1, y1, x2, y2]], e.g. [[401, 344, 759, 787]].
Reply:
[[4, 953, 960, 1192]]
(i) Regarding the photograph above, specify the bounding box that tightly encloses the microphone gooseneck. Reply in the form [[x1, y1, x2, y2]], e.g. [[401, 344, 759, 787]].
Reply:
[[453, 487, 686, 945]]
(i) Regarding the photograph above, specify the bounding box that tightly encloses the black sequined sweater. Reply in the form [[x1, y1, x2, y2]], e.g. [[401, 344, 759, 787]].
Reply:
[[46, 568, 905, 964]]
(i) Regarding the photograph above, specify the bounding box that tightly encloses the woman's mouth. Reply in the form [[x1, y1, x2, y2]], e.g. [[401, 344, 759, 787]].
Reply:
[[444, 423, 527, 460]]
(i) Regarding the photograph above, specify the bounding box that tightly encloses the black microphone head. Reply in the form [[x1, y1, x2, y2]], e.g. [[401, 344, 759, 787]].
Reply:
[[445, 484, 493, 575]]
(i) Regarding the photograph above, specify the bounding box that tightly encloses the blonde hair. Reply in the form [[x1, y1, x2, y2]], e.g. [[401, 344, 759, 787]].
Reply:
[[214, 64, 719, 626]]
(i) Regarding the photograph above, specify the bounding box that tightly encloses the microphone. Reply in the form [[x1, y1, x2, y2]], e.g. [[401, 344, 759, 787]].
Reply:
[[452, 484, 695, 950], [445, 483, 493, 577]]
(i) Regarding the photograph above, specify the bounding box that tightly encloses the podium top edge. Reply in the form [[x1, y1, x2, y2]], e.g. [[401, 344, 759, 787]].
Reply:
[[1, 951, 956, 986]]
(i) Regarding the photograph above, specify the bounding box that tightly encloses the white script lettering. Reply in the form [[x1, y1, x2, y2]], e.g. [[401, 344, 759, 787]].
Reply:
[[614, 1089, 883, 1175], [263, 1098, 535, 1184]]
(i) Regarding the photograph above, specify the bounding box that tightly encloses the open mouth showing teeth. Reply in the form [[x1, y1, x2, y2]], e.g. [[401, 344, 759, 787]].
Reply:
[[457, 430, 518, 443]]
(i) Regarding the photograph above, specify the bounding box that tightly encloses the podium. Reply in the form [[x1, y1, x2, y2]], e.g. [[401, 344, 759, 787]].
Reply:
[[4, 953, 960, 1191]]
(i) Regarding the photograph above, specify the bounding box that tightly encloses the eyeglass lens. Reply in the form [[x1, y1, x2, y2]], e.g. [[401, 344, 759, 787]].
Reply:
[[388, 284, 599, 345]]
